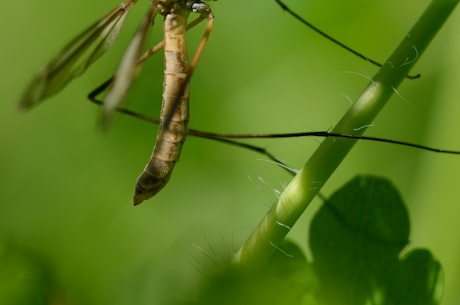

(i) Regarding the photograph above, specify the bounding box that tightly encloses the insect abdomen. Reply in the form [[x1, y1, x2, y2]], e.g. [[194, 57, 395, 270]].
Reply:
[[133, 8, 190, 205]]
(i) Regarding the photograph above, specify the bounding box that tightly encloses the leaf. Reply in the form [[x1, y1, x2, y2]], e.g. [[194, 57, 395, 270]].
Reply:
[[309, 175, 442, 305], [387, 249, 443, 305]]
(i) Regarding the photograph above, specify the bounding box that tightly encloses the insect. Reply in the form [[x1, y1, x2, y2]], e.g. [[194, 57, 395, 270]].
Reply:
[[19, 0, 215, 205], [18, 0, 459, 205]]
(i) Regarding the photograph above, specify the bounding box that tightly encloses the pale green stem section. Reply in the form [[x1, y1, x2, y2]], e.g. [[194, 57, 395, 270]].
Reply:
[[233, 0, 459, 269]]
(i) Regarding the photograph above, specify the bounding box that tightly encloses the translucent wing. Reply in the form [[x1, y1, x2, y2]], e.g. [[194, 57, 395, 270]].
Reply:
[[101, 5, 156, 126], [19, 0, 137, 110]]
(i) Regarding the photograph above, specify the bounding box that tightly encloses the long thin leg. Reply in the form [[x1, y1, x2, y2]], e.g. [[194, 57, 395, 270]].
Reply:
[[197, 131, 460, 155], [275, 0, 420, 79], [89, 100, 298, 176]]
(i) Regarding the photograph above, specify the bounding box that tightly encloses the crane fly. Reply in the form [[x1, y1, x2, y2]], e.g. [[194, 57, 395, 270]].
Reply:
[[19, 0, 215, 205], [18, 0, 460, 205]]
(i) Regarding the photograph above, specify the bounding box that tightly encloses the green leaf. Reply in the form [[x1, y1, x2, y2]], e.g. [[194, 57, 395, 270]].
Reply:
[[310, 175, 442, 305], [388, 249, 443, 305]]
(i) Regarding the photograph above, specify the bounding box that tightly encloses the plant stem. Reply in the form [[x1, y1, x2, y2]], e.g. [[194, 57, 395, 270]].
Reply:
[[233, 0, 459, 269]]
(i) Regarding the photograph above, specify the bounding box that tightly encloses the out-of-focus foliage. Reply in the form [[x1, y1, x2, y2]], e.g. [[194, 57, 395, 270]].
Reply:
[[0, 236, 55, 305]]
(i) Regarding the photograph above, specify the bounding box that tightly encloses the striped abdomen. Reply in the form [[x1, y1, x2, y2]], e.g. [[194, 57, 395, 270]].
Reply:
[[133, 8, 190, 205]]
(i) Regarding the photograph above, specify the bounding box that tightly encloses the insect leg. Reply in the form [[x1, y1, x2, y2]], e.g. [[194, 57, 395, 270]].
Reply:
[[274, 0, 420, 79]]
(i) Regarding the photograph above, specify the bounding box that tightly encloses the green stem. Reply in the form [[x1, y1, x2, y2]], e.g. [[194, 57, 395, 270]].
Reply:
[[233, 0, 459, 269]]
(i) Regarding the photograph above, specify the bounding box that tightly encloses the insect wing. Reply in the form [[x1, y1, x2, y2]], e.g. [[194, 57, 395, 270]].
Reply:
[[19, 0, 137, 110], [101, 5, 156, 126]]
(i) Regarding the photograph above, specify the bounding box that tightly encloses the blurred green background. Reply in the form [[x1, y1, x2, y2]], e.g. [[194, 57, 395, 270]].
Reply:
[[2, 0, 460, 304]]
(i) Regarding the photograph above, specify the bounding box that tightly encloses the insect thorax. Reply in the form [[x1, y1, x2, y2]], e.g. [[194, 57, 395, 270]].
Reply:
[[156, 0, 211, 15]]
